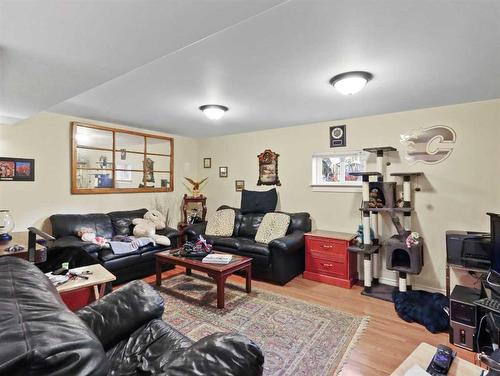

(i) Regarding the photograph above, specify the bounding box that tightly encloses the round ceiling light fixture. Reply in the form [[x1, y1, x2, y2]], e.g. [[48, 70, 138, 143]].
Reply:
[[329, 71, 373, 95], [199, 104, 228, 120]]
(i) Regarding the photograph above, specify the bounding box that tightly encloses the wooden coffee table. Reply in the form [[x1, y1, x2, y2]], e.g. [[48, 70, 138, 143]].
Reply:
[[156, 250, 252, 309]]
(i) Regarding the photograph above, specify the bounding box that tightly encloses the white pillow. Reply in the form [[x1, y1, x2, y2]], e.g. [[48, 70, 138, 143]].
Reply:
[[205, 209, 235, 237], [255, 213, 290, 244]]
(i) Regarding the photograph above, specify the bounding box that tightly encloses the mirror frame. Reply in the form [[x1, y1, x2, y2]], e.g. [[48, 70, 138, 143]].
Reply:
[[71, 121, 174, 194]]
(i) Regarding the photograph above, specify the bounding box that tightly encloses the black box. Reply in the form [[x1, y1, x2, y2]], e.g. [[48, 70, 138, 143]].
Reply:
[[449, 285, 480, 351]]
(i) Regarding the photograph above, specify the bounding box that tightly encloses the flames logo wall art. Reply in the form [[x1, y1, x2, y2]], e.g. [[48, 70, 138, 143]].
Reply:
[[401, 125, 457, 164]]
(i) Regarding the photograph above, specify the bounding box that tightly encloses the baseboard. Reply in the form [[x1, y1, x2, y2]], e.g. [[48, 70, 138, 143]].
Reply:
[[378, 276, 398, 287], [377, 276, 445, 294]]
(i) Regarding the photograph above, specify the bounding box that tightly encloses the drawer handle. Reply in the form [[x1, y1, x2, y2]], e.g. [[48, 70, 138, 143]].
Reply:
[[322, 244, 333, 249], [322, 263, 333, 267]]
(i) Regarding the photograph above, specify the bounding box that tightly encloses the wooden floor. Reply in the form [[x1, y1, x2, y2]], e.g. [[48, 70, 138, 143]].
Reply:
[[144, 267, 480, 376]]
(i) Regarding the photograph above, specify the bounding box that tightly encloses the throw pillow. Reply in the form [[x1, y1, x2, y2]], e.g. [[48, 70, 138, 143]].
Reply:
[[254, 212, 290, 244], [240, 188, 278, 214], [205, 209, 235, 237]]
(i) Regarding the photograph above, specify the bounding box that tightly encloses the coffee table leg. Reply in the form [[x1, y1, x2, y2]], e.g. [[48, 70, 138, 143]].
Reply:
[[246, 264, 252, 293], [215, 275, 228, 309], [156, 260, 162, 287], [186, 268, 192, 276]]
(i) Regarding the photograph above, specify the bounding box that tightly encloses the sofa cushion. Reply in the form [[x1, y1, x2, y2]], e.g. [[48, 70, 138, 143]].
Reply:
[[52, 235, 102, 255], [108, 209, 148, 236], [76, 280, 165, 351], [106, 319, 193, 375], [99, 242, 162, 263], [205, 209, 235, 237], [255, 213, 290, 244], [238, 213, 264, 239], [240, 188, 277, 214], [51, 213, 114, 239], [235, 238, 270, 268], [237, 238, 270, 257], [212, 236, 240, 249]]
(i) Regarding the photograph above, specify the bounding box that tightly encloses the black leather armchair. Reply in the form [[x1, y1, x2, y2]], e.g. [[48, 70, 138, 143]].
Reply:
[[0, 257, 264, 376], [50, 209, 180, 284], [185, 206, 311, 285]]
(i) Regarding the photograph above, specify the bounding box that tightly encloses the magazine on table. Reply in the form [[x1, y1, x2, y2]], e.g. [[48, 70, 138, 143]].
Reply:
[[202, 254, 233, 264]]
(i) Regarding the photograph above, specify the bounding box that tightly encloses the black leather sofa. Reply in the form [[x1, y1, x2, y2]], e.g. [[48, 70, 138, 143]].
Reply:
[[0, 257, 264, 375], [50, 209, 180, 284], [185, 206, 311, 285]]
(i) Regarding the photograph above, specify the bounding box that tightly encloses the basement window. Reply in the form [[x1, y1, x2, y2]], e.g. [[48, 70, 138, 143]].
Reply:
[[311, 150, 368, 191]]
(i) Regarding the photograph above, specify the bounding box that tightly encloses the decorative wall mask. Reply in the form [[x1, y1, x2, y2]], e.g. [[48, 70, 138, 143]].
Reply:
[[257, 149, 281, 186], [401, 125, 456, 164]]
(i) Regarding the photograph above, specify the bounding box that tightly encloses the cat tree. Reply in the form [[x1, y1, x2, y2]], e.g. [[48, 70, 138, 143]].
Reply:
[[349, 146, 424, 301]]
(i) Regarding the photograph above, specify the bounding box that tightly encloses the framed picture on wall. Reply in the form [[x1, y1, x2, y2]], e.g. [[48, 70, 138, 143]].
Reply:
[[203, 158, 211, 168], [235, 180, 245, 191], [0, 157, 35, 181], [219, 166, 228, 178], [257, 149, 281, 186]]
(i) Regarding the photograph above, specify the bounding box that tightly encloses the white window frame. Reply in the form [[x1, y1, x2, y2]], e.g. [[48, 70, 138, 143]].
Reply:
[[311, 150, 369, 192]]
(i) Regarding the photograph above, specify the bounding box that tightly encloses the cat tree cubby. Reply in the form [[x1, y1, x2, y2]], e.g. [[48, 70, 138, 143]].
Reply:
[[348, 146, 424, 302]]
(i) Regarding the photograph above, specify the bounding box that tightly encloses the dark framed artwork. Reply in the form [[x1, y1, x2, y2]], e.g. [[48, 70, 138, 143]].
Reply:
[[203, 158, 211, 168], [330, 125, 346, 148], [257, 149, 281, 186], [235, 180, 245, 192], [219, 166, 228, 178], [0, 157, 35, 181]]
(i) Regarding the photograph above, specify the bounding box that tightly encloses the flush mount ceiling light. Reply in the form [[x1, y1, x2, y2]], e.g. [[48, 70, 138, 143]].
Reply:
[[199, 104, 228, 120], [329, 71, 373, 95]]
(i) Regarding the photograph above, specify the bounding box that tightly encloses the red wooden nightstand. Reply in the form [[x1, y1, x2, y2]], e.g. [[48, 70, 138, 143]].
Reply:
[[303, 230, 357, 288]]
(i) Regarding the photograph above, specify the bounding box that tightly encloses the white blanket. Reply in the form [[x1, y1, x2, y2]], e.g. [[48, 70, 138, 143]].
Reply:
[[109, 237, 155, 255]]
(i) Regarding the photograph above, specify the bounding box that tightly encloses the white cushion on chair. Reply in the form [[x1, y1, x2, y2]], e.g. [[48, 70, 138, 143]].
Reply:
[[205, 209, 235, 237], [255, 213, 290, 244]]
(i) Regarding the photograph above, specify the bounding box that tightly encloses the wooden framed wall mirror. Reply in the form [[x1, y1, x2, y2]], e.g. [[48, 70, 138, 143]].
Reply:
[[71, 122, 174, 194]]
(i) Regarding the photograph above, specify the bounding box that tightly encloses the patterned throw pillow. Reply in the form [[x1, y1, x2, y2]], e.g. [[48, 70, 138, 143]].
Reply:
[[255, 213, 291, 244], [205, 209, 235, 237]]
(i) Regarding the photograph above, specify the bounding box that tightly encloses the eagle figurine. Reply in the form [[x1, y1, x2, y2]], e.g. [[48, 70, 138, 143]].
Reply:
[[184, 177, 208, 197]]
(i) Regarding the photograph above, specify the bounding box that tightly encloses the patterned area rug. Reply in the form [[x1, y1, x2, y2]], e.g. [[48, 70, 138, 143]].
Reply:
[[157, 274, 369, 376]]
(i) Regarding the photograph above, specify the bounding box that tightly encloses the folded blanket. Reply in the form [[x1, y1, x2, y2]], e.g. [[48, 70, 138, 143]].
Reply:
[[109, 237, 155, 255]]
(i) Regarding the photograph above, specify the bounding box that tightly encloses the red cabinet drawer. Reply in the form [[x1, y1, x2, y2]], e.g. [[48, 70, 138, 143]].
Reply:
[[309, 249, 345, 263], [306, 255, 346, 278], [307, 237, 346, 255]]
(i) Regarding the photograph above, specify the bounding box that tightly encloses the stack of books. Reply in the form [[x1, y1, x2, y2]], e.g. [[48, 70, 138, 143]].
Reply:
[[202, 254, 233, 265]]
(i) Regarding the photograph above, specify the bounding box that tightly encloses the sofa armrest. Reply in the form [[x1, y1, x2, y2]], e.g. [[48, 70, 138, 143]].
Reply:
[[184, 222, 207, 241], [156, 226, 180, 247], [268, 230, 305, 255], [76, 280, 164, 350], [162, 332, 264, 376]]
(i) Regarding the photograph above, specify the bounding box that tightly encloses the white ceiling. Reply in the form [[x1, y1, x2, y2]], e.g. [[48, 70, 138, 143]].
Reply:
[[2, 0, 500, 137]]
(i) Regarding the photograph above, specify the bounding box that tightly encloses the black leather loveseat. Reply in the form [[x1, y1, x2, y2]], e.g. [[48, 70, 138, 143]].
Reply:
[[185, 206, 311, 285], [0, 257, 264, 375], [50, 209, 179, 284]]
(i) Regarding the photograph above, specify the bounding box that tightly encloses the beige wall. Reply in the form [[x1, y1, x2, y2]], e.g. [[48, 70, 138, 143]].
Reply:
[[0, 112, 199, 231], [1, 100, 498, 291], [198, 99, 500, 291]]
